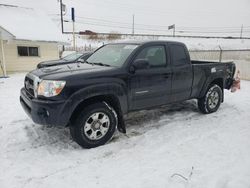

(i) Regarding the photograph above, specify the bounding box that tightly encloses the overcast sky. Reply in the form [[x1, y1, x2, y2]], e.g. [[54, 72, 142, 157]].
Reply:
[[2, 0, 250, 37]]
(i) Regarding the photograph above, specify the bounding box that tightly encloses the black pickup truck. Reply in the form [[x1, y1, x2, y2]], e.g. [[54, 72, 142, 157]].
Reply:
[[20, 41, 236, 148]]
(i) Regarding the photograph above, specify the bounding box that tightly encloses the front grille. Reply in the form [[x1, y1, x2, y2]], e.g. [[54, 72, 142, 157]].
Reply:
[[24, 76, 35, 97]]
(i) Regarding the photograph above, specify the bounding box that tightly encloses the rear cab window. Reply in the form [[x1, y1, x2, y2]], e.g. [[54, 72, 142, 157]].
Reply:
[[170, 44, 189, 66]]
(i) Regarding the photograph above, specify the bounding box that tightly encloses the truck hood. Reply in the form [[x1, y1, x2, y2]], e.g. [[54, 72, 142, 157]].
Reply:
[[31, 63, 115, 79], [38, 59, 70, 68]]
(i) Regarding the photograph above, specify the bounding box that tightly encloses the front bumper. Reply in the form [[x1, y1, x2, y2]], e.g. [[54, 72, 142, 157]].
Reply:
[[20, 88, 69, 126]]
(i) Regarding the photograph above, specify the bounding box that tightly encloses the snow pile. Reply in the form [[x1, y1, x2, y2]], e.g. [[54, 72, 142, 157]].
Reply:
[[0, 73, 250, 188], [0, 4, 64, 43]]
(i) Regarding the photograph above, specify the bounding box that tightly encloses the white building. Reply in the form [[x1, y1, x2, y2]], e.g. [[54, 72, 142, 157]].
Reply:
[[0, 4, 66, 76]]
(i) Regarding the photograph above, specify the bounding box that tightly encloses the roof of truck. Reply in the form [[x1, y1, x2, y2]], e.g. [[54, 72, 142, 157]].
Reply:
[[110, 40, 185, 45]]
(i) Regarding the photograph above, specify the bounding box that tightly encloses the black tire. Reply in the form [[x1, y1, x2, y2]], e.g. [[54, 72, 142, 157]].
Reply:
[[198, 84, 222, 114], [70, 102, 117, 148]]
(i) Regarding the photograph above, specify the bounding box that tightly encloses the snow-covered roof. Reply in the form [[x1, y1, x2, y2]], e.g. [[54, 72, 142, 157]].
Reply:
[[0, 4, 65, 43]]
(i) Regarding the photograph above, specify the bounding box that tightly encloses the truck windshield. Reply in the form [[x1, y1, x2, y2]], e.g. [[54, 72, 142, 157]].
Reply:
[[63, 52, 83, 61], [87, 44, 138, 67]]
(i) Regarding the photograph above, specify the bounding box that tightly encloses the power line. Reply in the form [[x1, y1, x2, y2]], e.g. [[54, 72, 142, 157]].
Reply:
[[53, 14, 250, 32], [55, 4, 250, 37], [66, 19, 250, 34], [70, 19, 250, 33], [73, 20, 250, 34], [75, 21, 171, 32], [72, 15, 250, 30]]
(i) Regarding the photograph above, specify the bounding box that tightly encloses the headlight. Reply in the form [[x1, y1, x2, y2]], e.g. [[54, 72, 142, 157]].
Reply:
[[38, 80, 66, 97]]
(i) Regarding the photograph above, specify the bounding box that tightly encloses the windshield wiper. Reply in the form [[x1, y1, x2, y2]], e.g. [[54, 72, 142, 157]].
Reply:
[[77, 59, 92, 65], [91, 62, 111, 67], [77, 60, 110, 67], [77, 59, 91, 67], [77, 59, 85, 63]]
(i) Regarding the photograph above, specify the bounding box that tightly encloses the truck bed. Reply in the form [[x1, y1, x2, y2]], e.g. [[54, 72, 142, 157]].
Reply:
[[191, 60, 232, 65], [190, 60, 235, 98]]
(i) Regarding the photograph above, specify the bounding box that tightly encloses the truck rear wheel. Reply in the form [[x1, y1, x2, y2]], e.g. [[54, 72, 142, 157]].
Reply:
[[198, 84, 222, 114], [70, 102, 117, 148]]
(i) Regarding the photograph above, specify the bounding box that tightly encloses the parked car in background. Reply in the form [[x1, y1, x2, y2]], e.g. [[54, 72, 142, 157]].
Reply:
[[37, 52, 92, 68]]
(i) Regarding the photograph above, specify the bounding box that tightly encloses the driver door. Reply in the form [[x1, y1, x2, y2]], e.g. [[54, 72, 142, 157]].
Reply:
[[129, 45, 172, 110]]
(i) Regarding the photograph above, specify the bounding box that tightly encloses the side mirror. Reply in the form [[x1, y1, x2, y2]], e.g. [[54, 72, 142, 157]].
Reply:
[[132, 59, 150, 71]]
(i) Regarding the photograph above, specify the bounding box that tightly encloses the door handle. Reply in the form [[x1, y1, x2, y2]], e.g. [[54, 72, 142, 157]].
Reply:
[[163, 73, 171, 78]]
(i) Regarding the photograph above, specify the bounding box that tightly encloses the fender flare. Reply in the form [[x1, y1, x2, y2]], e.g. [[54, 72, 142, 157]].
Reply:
[[199, 76, 224, 98], [63, 83, 128, 133]]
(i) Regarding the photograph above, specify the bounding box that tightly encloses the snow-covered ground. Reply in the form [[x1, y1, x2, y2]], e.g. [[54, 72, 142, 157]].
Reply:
[[0, 73, 250, 188]]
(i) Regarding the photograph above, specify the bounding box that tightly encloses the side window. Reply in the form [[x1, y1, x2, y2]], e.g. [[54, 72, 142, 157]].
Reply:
[[135, 46, 167, 68], [170, 44, 188, 66]]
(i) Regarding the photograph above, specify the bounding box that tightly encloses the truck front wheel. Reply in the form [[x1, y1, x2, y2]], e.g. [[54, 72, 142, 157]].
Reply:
[[198, 84, 222, 114], [70, 102, 117, 148]]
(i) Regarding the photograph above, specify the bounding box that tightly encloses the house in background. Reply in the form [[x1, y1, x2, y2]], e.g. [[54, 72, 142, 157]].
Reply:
[[0, 4, 66, 76]]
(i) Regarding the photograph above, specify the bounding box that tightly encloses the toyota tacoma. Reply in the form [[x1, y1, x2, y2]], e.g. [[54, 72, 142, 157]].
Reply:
[[20, 41, 236, 148]]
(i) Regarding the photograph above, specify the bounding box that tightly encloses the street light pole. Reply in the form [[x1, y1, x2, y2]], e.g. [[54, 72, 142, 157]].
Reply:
[[73, 20, 76, 50], [59, 0, 64, 34], [71, 7, 76, 51]]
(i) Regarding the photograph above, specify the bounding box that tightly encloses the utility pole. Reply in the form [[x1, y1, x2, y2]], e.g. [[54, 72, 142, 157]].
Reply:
[[219, 45, 223, 62], [132, 14, 135, 35], [73, 20, 76, 50], [240, 24, 243, 39]]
